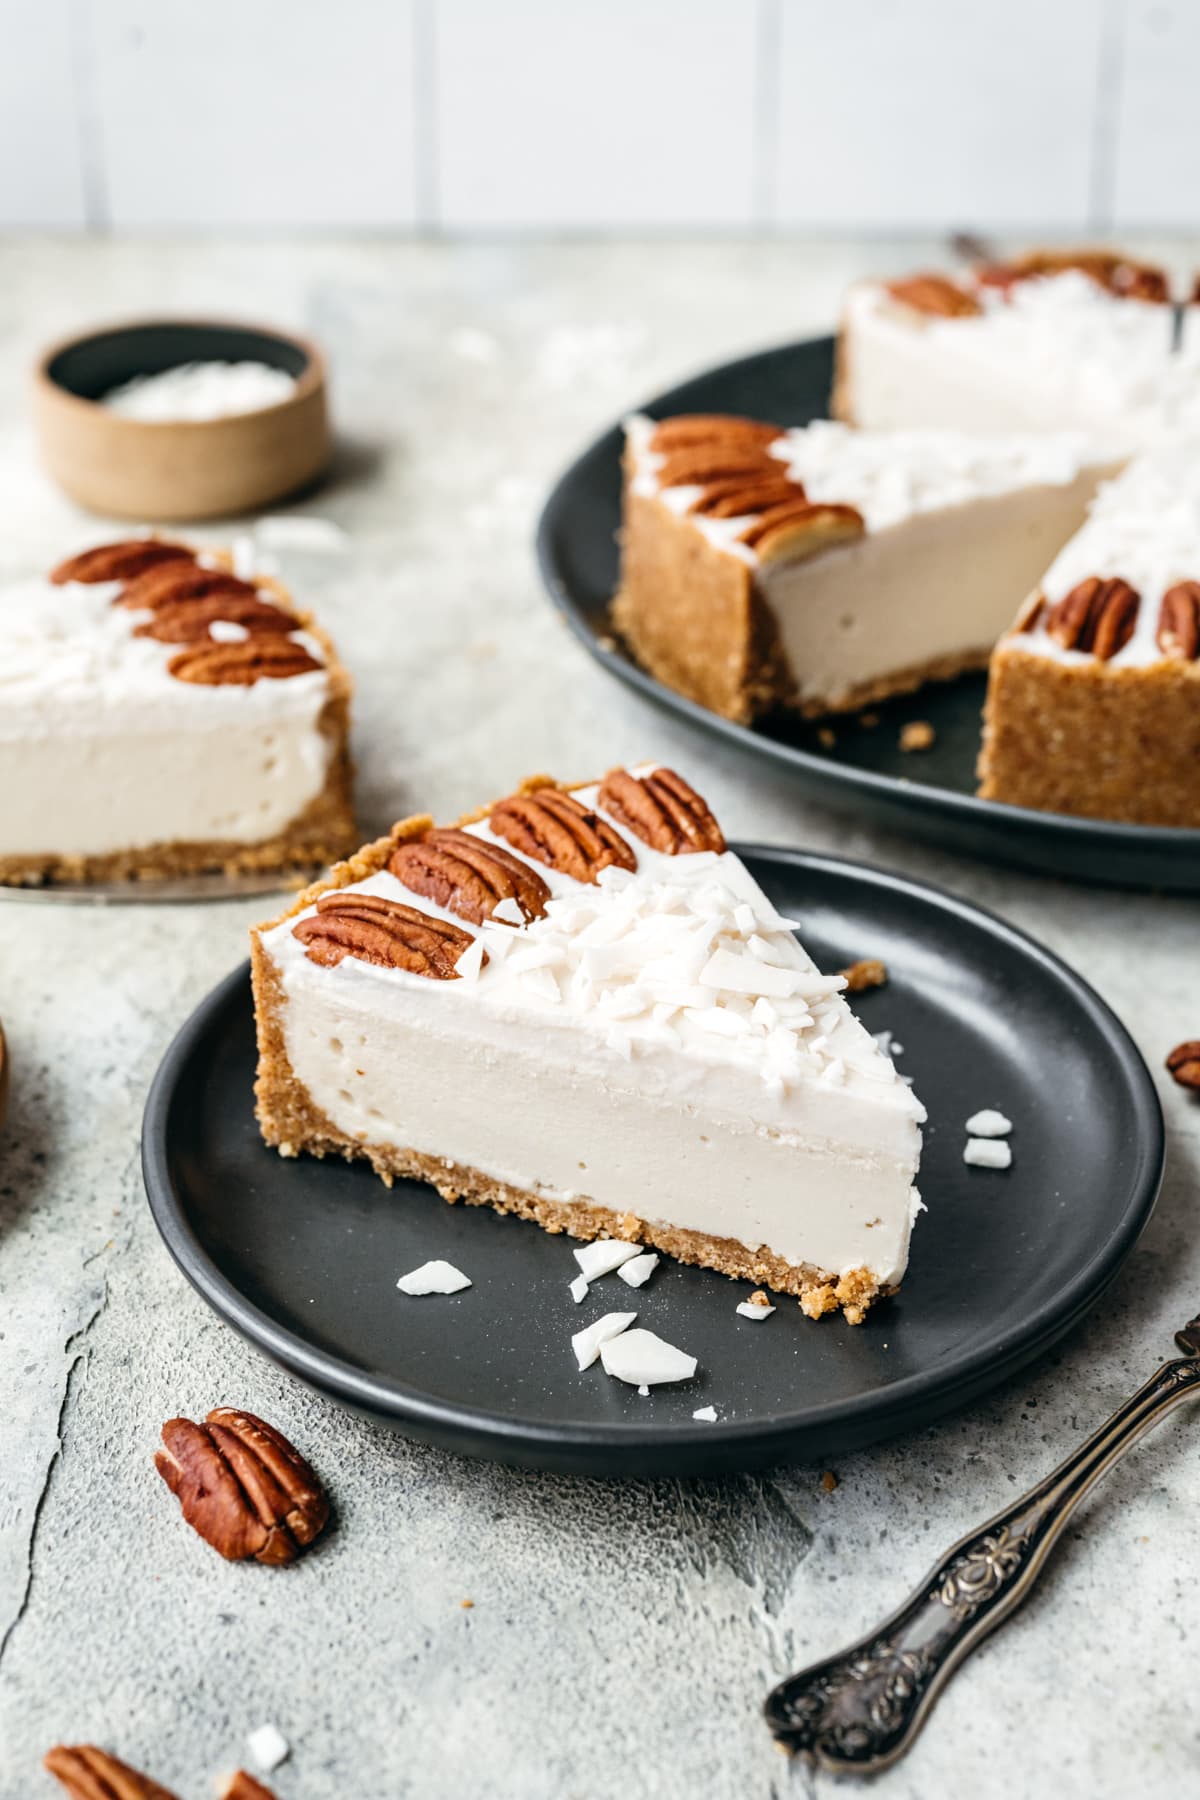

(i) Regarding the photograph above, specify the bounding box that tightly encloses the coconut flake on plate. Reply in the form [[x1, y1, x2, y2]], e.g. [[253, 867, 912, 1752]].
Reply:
[[692, 1405, 718, 1422], [574, 1239, 642, 1281], [964, 1138, 1013, 1169], [617, 1252, 659, 1288], [736, 1299, 776, 1321], [572, 1311, 637, 1371], [569, 1273, 590, 1304], [397, 1260, 472, 1295], [599, 1328, 697, 1387], [965, 1108, 1013, 1137]]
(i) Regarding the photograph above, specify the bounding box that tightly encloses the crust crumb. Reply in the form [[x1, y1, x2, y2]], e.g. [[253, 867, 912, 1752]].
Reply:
[[899, 720, 935, 752], [840, 957, 887, 992]]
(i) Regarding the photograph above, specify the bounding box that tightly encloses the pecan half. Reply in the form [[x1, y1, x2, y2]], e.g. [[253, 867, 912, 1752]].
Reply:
[[741, 500, 866, 563], [489, 789, 637, 883], [134, 592, 298, 643], [655, 443, 779, 490], [44, 1745, 179, 1799], [690, 477, 803, 518], [389, 827, 551, 923], [649, 414, 781, 452], [223, 1777, 278, 1800], [50, 541, 193, 586], [1167, 1041, 1200, 1089], [597, 767, 725, 855], [1045, 576, 1139, 660], [114, 565, 259, 612], [1158, 582, 1200, 661], [155, 1407, 329, 1565], [885, 274, 981, 318], [167, 636, 321, 685], [293, 891, 479, 978]]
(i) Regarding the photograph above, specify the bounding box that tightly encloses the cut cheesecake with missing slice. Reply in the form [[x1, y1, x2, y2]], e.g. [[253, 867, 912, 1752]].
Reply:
[[979, 449, 1200, 826], [252, 767, 925, 1323], [615, 412, 1110, 724], [835, 251, 1176, 440], [0, 536, 356, 884]]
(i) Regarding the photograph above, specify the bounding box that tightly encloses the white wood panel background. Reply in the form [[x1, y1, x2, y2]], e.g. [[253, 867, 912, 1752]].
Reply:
[[0, 0, 1191, 231]]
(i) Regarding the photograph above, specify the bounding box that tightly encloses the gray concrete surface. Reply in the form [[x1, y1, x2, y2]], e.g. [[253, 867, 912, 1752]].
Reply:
[[1, 236, 1198, 1800]]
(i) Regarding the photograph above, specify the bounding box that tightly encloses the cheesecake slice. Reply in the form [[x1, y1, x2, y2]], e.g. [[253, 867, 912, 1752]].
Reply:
[[978, 450, 1200, 826], [252, 767, 925, 1323], [615, 412, 1109, 723], [0, 537, 356, 884], [836, 250, 1175, 441]]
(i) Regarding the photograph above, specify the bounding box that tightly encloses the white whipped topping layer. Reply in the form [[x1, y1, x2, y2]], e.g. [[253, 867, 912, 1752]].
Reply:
[[625, 413, 1096, 549], [770, 420, 1095, 534], [262, 783, 924, 1283], [846, 270, 1176, 443], [0, 574, 334, 855], [1014, 446, 1200, 668]]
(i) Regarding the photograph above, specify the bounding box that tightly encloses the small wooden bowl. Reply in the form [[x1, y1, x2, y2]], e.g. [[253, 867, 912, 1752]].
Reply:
[[33, 318, 332, 521]]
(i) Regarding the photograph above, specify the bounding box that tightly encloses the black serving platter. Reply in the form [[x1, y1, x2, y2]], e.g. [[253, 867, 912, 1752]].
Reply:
[[536, 335, 1200, 891], [142, 848, 1162, 1477]]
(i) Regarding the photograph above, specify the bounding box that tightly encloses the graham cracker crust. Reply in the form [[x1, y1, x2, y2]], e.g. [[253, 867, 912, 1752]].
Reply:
[[2, 591, 358, 887], [249, 786, 889, 1326], [978, 645, 1200, 826]]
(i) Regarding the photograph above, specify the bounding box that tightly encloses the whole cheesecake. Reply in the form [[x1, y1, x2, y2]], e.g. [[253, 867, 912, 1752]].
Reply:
[[251, 766, 925, 1324], [0, 537, 356, 884]]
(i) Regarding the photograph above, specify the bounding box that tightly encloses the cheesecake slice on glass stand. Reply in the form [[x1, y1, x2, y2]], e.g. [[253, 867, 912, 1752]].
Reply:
[[252, 766, 925, 1324]]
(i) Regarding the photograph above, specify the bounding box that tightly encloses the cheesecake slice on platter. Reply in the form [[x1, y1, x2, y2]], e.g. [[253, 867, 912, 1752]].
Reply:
[[979, 449, 1200, 826], [252, 767, 925, 1324], [0, 537, 356, 885], [614, 412, 1110, 724], [834, 249, 1176, 440]]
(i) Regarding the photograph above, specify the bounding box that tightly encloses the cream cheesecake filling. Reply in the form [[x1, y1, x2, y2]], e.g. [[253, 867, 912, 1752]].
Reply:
[[1011, 447, 1200, 668], [259, 783, 925, 1285], [0, 574, 333, 855], [842, 271, 1174, 442]]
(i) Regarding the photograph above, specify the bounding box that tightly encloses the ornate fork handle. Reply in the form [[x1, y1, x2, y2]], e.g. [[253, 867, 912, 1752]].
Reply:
[[765, 1352, 1200, 1776]]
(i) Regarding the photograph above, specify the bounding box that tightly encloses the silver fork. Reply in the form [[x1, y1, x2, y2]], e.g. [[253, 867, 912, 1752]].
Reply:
[[764, 1316, 1200, 1776]]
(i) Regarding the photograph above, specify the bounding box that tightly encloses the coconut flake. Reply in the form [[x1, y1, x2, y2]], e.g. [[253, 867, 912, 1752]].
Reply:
[[617, 1252, 659, 1288], [736, 1299, 776, 1321], [569, 1273, 590, 1304], [397, 1260, 472, 1294], [692, 1405, 718, 1422], [572, 1311, 637, 1371], [454, 937, 486, 984], [492, 896, 525, 926], [964, 1138, 1012, 1169], [246, 1723, 290, 1773], [965, 1108, 1013, 1137], [599, 1328, 697, 1386], [574, 1239, 642, 1281], [208, 618, 250, 644]]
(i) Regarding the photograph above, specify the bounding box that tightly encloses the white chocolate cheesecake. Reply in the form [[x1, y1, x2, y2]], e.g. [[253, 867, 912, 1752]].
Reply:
[[615, 412, 1110, 723], [252, 767, 925, 1324], [979, 449, 1200, 826], [0, 538, 356, 884], [836, 254, 1176, 442]]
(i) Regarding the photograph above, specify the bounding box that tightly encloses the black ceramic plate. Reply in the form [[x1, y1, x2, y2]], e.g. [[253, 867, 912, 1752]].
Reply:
[[536, 336, 1200, 892], [142, 848, 1162, 1477]]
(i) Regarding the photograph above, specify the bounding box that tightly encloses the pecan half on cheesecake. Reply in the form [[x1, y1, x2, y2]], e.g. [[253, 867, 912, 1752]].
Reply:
[[251, 766, 925, 1324]]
